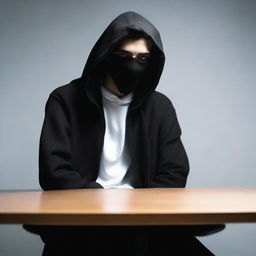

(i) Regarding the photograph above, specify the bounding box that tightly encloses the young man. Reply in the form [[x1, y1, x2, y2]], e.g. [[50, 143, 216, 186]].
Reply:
[[39, 12, 189, 191], [25, 11, 221, 255]]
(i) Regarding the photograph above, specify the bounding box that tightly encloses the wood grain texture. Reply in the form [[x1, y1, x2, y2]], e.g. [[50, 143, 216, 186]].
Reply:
[[0, 188, 256, 225]]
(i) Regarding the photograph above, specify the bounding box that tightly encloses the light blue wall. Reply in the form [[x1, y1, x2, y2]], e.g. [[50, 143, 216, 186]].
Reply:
[[1, 0, 255, 255]]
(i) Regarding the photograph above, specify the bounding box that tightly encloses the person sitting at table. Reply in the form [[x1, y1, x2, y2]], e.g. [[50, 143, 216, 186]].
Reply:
[[24, 11, 224, 256]]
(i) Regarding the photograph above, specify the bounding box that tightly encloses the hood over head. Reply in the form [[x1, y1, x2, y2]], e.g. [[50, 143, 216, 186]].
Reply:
[[71, 11, 165, 111]]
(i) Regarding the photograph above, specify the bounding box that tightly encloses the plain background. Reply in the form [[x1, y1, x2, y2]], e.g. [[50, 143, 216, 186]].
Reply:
[[0, 0, 255, 255]]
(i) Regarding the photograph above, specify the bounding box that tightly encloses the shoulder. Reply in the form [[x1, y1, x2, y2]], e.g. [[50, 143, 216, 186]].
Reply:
[[45, 79, 87, 109], [142, 91, 182, 135], [49, 80, 81, 100], [147, 91, 176, 113]]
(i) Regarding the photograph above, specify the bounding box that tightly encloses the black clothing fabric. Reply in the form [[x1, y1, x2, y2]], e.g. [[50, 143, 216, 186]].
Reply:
[[23, 11, 222, 255], [39, 226, 215, 256], [105, 50, 150, 94]]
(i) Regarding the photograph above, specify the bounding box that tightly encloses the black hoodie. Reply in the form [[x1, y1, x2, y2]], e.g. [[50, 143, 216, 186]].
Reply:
[[39, 11, 190, 190]]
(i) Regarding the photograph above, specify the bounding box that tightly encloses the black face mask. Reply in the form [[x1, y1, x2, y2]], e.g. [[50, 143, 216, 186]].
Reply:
[[104, 52, 149, 95]]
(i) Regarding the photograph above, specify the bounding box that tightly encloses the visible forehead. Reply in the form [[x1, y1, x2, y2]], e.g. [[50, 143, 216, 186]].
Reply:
[[118, 38, 152, 53]]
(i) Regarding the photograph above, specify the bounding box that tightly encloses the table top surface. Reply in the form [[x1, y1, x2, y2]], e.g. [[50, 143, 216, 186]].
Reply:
[[0, 187, 256, 225]]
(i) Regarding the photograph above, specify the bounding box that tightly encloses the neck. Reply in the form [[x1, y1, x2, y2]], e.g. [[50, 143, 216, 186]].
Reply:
[[103, 74, 126, 98]]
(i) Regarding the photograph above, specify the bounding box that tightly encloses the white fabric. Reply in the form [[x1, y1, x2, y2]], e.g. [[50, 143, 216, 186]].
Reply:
[[96, 86, 134, 189]]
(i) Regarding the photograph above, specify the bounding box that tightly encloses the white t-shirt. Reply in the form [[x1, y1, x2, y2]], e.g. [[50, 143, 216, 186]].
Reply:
[[96, 86, 134, 189]]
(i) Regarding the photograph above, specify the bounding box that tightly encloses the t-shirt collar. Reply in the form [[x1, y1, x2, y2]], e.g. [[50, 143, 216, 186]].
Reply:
[[101, 86, 134, 105]]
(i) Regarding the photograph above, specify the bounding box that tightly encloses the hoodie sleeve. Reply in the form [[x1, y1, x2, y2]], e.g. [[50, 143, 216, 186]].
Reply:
[[150, 99, 190, 188], [39, 94, 103, 190]]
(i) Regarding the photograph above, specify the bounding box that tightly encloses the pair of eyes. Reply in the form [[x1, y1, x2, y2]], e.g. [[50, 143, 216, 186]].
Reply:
[[113, 50, 151, 63]]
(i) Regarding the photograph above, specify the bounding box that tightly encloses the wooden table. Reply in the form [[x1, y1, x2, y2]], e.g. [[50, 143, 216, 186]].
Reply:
[[0, 187, 256, 225]]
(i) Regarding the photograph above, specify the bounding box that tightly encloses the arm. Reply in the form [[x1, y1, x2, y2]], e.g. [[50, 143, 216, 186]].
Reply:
[[148, 98, 226, 234], [150, 100, 190, 188], [39, 94, 103, 190]]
